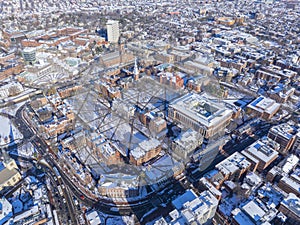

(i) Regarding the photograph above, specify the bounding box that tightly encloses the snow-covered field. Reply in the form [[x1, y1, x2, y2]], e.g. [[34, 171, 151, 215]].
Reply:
[[0, 115, 23, 146], [67, 90, 110, 127]]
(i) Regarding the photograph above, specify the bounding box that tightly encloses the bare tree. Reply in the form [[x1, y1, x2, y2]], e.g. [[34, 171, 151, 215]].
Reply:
[[8, 85, 20, 97]]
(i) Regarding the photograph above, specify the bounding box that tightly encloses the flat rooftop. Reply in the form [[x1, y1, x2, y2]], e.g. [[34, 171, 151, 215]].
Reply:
[[248, 96, 280, 115], [216, 152, 251, 175], [242, 200, 265, 222], [169, 93, 232, 127], [242, 139, 279, 163]]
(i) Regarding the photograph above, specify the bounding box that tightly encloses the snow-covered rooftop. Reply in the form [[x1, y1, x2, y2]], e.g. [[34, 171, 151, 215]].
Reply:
[[130, 138, 160, 160], [242, 200, 265, 222], [0, 197, 13, 224], [216, 152, 251, 175], [86, 210, 102, 225], [282, 155, 299, 174], [169, 93, 233, 128], [281, 193, 300, 217], [242, 139, 279, 163]]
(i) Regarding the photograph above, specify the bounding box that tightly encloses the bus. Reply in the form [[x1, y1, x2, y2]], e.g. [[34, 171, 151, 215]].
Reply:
[[53, 167, 61, 179], [52, 210, 60, 225], [57, 185, 64, 196]]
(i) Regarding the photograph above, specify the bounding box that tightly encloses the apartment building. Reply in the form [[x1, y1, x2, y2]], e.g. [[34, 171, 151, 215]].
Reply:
[[246, 96, 280, 120], [106, 20, 120, 44], [130, 138, 161, 166], [241, 139, 279, 172], [267, 123, 297, 154]]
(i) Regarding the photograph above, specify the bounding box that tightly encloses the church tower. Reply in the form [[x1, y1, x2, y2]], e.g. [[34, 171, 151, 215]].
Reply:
[[8, 123, 14, 144], [133, 58, 139, 81]]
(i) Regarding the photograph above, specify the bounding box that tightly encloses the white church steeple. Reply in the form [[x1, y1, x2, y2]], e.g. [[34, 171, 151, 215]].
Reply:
[[133, 58, 139, 81]]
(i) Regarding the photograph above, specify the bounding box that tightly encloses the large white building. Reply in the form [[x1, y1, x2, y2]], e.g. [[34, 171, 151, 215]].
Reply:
[[172, 129, 203, 160], [171, 189, 219, 224], [168, 93, 233, 138], [241, 138, 279, 172], [246, 96, 280, 120], [106, 20, 119, 43]]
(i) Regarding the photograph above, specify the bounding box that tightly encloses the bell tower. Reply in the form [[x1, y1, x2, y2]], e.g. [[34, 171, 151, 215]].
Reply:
[[133, 58, 139, 81]]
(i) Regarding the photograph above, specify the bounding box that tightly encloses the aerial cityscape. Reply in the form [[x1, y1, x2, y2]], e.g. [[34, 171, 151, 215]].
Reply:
[[0, 0, 299, 224]]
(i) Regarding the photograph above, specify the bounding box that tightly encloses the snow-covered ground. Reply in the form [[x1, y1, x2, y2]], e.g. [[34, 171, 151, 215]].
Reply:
[[0, 102, 25, 116], [16, 142, 36, 158], [0, 115, 23, 146], [67, 90, 110, 128]]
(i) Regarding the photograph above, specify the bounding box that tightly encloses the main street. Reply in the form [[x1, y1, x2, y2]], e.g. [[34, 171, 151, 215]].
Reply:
[[12, 104, 78, 225], [187, 119, 275, 183]]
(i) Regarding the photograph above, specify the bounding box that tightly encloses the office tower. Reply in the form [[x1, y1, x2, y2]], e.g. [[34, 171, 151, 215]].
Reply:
[[106, 20, 119, 44]]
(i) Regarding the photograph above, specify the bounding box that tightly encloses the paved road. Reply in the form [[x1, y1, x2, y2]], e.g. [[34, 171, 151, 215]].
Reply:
[[187, 120, 274, 183], [12, 104, 78, 225], [45, 169, 71, 224]]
